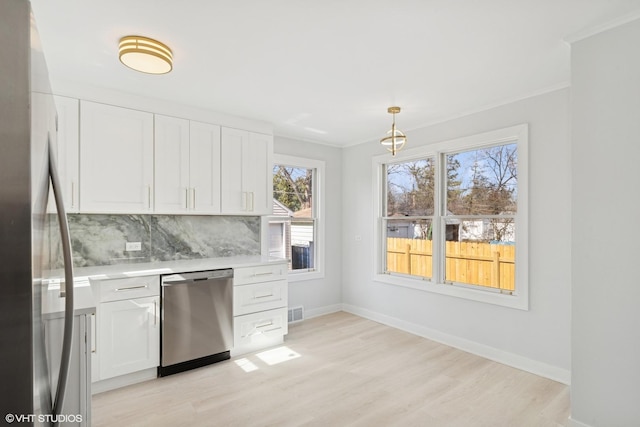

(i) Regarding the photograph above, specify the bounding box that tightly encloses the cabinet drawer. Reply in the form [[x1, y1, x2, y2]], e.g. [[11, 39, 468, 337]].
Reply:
[[233, 308, 288, 350], [95, 276, 160, 303], [234, 263, 287, 286], [233, 280, 288, 316]]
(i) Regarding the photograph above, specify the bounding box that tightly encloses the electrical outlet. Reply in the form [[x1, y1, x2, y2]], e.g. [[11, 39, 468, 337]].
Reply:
[[125, 241, 142, 251]]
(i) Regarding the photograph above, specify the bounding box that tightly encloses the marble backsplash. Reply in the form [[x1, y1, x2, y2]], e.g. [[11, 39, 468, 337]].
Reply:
[[48, 214, 261, 268]]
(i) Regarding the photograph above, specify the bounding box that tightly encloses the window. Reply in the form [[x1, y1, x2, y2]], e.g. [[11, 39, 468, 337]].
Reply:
[[374, 125, 528, 309], [267, 155, 324, 281]]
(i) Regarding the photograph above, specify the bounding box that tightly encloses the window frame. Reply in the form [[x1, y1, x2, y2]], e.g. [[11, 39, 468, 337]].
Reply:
[[264, 154, 325, 282], [372, 124, 529, 310]]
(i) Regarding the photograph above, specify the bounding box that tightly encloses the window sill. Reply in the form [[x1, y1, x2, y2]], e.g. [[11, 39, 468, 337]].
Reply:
[[288, 270, 324, 283], [373, 273, 528, 310]]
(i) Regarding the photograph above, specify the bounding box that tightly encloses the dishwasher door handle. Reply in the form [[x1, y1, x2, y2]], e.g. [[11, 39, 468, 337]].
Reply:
[[161, 270, 233, 286], [162, 278, 229, 286]]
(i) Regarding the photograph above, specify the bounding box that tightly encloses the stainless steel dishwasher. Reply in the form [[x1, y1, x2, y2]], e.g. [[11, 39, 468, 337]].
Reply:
[[159, 269, 233, 376]]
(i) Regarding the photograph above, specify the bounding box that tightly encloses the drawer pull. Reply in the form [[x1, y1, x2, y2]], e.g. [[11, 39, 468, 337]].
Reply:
[[247, 326, 281, 337], [254, 293, 274, 299], [246, 325, 281, 338], [255, 321, 274, 329], [253, 271, 274, 277], [114, 285, 148, 292]]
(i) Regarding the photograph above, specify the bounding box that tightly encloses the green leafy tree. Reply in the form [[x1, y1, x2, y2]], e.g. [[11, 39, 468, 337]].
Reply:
[[273, 166, 312, 214]]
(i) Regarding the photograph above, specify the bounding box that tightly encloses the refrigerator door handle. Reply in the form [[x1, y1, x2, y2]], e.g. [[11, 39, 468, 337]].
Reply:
[[48, 136, 75, 422]]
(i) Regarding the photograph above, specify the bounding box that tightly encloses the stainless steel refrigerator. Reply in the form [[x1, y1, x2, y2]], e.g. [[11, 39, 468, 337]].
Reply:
[[1, 1, 77, 425]]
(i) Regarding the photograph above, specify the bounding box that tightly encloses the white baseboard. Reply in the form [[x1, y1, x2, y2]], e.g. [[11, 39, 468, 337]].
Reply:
[[567, 416, 592, 427], [341, 303, 571, 385], [92, 368, 157, 394], [304, 304, 343, 319]]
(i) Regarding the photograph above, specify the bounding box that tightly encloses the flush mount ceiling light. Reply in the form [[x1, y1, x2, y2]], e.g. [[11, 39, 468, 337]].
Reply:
[[118, 36, 173, 74], [380, 106, 406, 156]]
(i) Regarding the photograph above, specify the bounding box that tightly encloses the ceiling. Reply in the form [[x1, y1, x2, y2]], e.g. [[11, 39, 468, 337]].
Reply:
[[30, 0, 640, 147]]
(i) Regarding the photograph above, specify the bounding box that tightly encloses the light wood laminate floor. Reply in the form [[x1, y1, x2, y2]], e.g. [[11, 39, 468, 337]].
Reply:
[[92, 311, 570, 426]]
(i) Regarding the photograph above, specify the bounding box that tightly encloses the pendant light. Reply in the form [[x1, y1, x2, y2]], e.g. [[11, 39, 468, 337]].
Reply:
[[380, 106, 406, 156], [118, 36, 173, 74]]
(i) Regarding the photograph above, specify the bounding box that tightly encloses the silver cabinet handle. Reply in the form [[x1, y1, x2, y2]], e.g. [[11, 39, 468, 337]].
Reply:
[[247, 322, 281, 337], [115, 285, 149, 292], [71, 181, 75, 208], [154, 300, 157, 326], [192, 188, 196, 210], [255, 321, 274, 329], [249, 192, 255, 211], [253, 271, 273, 277], [254, 293, 274, 299], [91, 313, 97, 353], [185, 188, 189, 209], [148, 185, 152, 209]]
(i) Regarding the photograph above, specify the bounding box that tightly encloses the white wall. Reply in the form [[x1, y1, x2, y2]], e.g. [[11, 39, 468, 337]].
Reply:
[[341, 88, 572, 382], [274, 136, 343, 317], [570, 18, 640, 427]]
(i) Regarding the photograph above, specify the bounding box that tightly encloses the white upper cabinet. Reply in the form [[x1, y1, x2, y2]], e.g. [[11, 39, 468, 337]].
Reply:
[[189, 121, 221, 214], [80, 101, 154, 213], [220, 128, 273, 215], [154, 117, 221, 214], [246, 132, 273, 215], [154, 115, 190, 213], [53, 95, 80, 213]]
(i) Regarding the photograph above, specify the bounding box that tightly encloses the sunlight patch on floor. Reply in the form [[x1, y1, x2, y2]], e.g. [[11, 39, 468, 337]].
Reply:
[[234, 358, 259, 373], [256, 346, 301, 366]]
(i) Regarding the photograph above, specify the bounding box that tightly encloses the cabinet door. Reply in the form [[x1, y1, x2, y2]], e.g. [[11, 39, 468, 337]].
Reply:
[[220, 127, 248, 214], [190, 121, 221, 214], [80, 101, 154, 213], [98, 296, 159, 380], [154, 115, 190, 213], [221, 128, 273, 214], [53, 95, 80, 213], [244, 132, 273, 215]]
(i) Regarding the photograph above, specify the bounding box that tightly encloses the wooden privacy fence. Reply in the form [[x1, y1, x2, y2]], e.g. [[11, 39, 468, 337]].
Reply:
[[386, 238, 515, 291]]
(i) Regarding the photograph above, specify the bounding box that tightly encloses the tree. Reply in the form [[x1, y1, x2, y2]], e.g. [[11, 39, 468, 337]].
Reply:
[[273, 166, 312, 214], [386, 158, 435, 216], [449, 144, 517, 241]]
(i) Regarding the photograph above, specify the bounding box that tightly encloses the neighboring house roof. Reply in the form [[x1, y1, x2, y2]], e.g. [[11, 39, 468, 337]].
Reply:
[[273, 199, 293, 217], [293, 207, 312, 218]]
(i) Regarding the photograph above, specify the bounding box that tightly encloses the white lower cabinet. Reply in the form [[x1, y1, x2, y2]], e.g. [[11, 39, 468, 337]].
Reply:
[[98, 296, 159, 379], [91, 276, 160, 390], [232, 262, 288, 356]]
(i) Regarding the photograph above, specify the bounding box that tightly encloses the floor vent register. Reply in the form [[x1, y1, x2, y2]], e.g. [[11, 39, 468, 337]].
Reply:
[[288, 306, 304, 323]]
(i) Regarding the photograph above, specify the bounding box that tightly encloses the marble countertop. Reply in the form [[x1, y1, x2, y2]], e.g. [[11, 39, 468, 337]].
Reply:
[[47, 255, 287, 282], [42, 278, 96, 320], [41, 255, 286, 318]]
